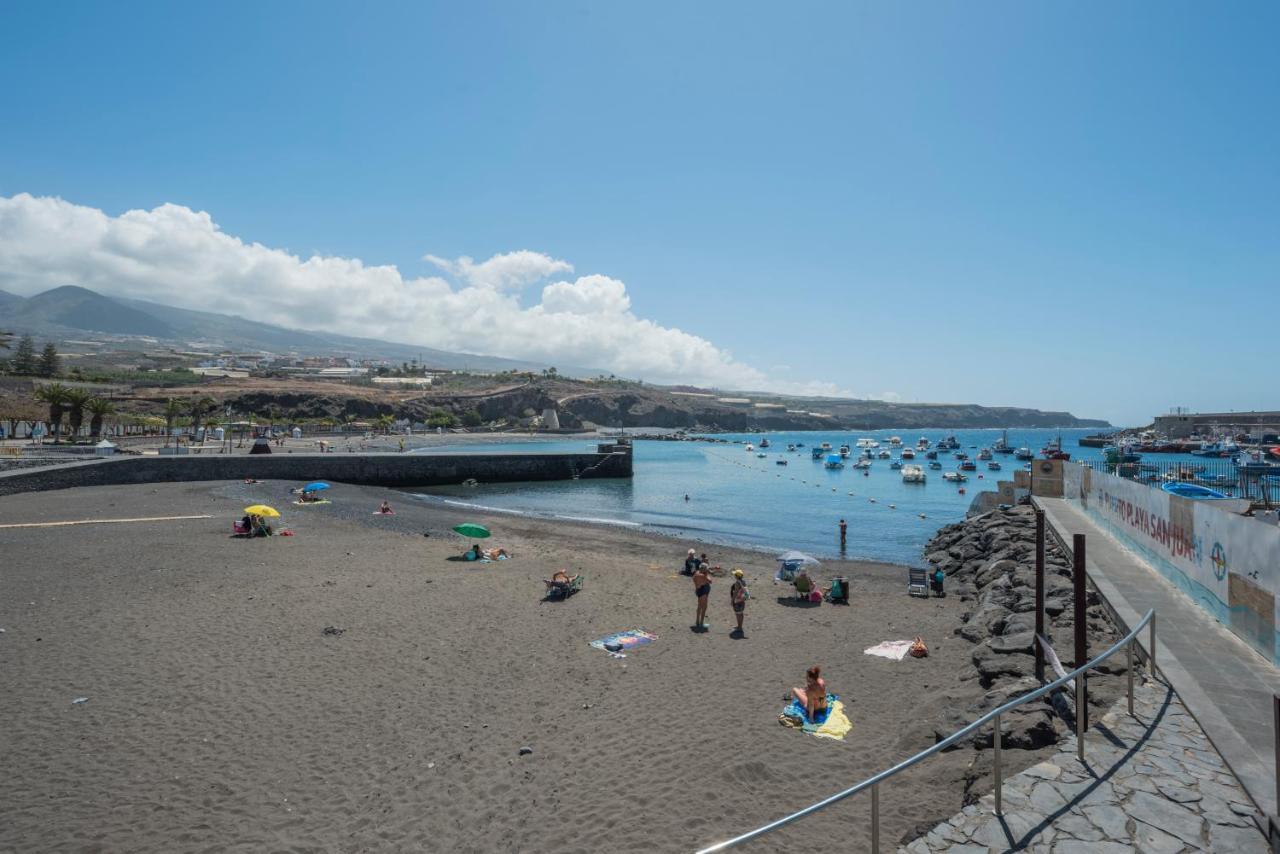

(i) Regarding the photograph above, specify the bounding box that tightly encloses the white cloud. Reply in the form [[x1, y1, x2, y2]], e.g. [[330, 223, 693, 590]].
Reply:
[[0, 193, 853, 395]]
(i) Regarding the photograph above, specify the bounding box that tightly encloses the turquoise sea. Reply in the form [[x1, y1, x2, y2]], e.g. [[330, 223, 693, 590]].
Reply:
[[410, 428, 1138, 566]]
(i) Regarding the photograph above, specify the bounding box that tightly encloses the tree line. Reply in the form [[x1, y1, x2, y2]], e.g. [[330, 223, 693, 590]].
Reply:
[[1, 334, 61, 377]]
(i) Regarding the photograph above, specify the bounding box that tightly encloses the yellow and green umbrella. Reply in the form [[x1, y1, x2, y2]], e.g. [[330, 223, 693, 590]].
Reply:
[[244, 504, 280, 518]]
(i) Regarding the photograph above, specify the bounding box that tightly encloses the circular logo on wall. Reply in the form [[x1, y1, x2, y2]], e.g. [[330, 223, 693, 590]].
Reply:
[[1210, 542, 1227, 581]]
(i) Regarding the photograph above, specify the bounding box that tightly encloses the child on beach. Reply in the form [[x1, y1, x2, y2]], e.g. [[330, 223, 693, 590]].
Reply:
[[692, 563, 711, 631], [730, 569, 747, 635], [378, 500, 394, 515]]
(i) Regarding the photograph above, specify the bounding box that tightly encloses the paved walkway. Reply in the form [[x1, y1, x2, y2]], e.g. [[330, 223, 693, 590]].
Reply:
[[903, 679, 1268, 853], [1038, 497, 1280, 820]]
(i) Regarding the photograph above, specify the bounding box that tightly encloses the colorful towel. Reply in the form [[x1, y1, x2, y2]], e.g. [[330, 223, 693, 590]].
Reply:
[[292, 499, 332, 506], [864, 640, 914, 661], [589, 629, 657, 655], [780, 694, 851, 740]]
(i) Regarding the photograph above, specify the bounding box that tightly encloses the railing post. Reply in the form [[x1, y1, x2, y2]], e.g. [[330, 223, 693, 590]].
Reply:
[[1273, 695, 1280, 818], [993, 712, 1003, 815], [1127, 638, 1135, 717], [1035, 509, 1045, 681], [1149, 612, 1157, 678], [1076, 677, 1086, 763], [871, 783, 880, 853], [1073, 533, 1088, 731]]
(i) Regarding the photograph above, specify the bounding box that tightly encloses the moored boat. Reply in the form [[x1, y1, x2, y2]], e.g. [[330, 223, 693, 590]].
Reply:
[[824, 454, 845, 469], [988, 461, 1002, 471], [901, 448, 915, 459], [977, 448, 993, 460], [992, 429, 1014, 454], [1014, 447, 1034, 461], [901, 464, 926, 483], [959, 460, 977, 471]]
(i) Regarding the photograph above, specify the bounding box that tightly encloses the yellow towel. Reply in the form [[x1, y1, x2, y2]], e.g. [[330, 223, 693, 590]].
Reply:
[[804, 700, 852, 741]]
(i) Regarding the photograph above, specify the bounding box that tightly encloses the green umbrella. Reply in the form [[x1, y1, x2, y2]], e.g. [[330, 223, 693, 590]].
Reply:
[[452, 523, 491, 539]]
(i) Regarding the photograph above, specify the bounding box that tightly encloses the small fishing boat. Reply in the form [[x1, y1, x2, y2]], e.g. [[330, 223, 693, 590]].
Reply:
[[786, 444, 796, 452], [901, 448, 915, 459], [917, 437, 929, 449], [925, 450, 938, 460], [1161, 482, 1228, 500], [1041, 434, 1070, 460], [959, 460, 977, 471], [745, 444, 754, 452], [1191, 440, 1237, 458], [776, 459, 788, 466], [756, 452, 766, 458], [811, 448, 825, 460], [992, 430, 1014, 454], [954, 452, 968, 461], [977, 448, 993, 461], [852, 458, 872, 469], [838, 444, 851, 458], [936, 434, 960, 450], [889, 460, 904, 470], [820, 442, 832, 451], [877, 449, 892, 459], [759, 438, 770, 448], [824, 454, 845, 470], [856, 438, 878, 449], [928, 461, 943, 470], [901, 464, 926, 483], [987, 461, 1002, 471], [1014, 447, 1034, 461], [942, 471, 968, 482], [889, 436, 903, 446]]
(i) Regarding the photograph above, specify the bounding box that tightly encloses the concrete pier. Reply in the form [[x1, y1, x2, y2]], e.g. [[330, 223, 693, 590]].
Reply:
[[0, 445, 632, 498]]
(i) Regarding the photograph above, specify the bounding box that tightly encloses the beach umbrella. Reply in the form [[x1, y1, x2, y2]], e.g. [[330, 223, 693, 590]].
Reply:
[[304, 482, 331, 492], [245, 504, 281, 518], [776, 550, 820, 565], [452, 523, 491, 539]]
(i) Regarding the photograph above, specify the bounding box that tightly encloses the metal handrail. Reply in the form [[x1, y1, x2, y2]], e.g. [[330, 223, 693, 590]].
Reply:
[[695, 608, 1157, 853]]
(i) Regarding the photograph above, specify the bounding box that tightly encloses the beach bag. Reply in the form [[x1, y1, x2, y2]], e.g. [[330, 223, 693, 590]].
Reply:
[[808, 589, 822, 604], [909, 637, 929, 658]]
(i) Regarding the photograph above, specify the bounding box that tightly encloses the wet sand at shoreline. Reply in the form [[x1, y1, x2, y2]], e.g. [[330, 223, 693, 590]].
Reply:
[[2, 479, 1040, 852]]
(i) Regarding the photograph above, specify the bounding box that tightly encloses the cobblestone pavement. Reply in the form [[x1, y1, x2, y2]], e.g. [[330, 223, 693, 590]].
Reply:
[[901, 678, 1268, 853]]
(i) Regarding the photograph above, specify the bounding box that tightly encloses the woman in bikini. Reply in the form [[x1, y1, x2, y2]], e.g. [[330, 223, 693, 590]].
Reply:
[[792, 665, 828, 720], [692, 563, 711, 631]]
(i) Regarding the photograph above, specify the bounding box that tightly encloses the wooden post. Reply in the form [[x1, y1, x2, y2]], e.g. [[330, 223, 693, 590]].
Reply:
[[1073, 534, 1088, 731], [1035, 509, 1046, 681]]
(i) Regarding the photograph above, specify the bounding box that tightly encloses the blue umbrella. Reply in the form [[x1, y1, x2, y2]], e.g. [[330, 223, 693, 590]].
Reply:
[[304, 482, 331, 492]]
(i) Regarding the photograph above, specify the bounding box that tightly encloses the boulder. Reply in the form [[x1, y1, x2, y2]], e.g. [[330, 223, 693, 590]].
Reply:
[[989, 631, 1035, 654]]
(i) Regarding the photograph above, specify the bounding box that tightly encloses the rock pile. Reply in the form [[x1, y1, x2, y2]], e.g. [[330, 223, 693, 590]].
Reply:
[[924, 504, 1122, 754]]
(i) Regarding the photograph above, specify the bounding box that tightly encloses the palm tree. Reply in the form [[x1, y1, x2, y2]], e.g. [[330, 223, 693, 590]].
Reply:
[[33, 382, 70, 443], [189, 396, 217, 442], [87, 398, 116, 439], [63, 389, 92, 441], [375, 413, 395, 434], [162, 397, 186, 447]]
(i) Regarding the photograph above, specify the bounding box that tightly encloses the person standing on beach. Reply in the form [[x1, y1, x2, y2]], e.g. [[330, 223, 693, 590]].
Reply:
[[729, 569, 747, 635], [692, 562, 711, 631], [839, 518, 847, 549]]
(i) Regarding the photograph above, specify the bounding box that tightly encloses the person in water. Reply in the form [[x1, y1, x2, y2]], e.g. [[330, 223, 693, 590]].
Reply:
[[692, 563, 712, 631], [730, 569, 747, 635], [792, 665, 829, 720]]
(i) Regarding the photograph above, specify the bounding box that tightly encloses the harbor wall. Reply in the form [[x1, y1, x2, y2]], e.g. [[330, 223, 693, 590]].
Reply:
[[0, 449, 632, 498], [1068, 464, 1280, 665]]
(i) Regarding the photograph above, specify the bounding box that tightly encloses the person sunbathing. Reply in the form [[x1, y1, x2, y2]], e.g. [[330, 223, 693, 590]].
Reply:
[[791, 665, 828, 720], [484, 547, 509, 560], [378, 500, 394, 514], [466, 544, 484, 560], [552, 569, 572, 584]]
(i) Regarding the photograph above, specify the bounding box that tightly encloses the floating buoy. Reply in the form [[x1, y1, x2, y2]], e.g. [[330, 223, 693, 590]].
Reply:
[[889, 504, 896, 509], [919, 513, 927, 519], [958, 488, 966, 494], [869, 498, 876, 503], [832, 487, 837, 492], [847, 492, 854, 496]]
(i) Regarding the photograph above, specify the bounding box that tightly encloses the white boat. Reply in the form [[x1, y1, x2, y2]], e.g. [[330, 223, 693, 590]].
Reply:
[[901, 464, 926, 483], [889, 436, 903, 446], [977, 448, 993, 460], [942, 471, 968, 482], [756, 452, 766, 458], [901, 448, 916, 459], [877, 449, 892, 459], [745, 444, 754, 452], [855, 438, 879, 449], [820, 442, 832, 451], [852, 458, 871, 469], [838, 444, 851, 458], [917, 437, 929, 449]]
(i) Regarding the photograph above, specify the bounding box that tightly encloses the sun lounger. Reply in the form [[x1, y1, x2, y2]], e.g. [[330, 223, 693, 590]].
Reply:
[[907, 567, 929, 597], [544, 575, 583, 599]]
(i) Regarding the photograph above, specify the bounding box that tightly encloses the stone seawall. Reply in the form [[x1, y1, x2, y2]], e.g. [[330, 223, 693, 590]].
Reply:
[[0, 450, 632, 497]]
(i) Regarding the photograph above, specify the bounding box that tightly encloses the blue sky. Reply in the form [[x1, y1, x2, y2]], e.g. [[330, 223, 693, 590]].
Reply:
[[1, 2, 1277, 426]]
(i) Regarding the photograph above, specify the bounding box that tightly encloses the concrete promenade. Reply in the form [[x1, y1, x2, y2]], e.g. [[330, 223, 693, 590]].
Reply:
[[1038, 496, 1280, 821], [904, 679, 1267, 852]]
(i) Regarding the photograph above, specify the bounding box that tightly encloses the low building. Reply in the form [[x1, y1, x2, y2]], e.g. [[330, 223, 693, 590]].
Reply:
[[372, 376, 433, 387], [1153, 409, 1280, 439]]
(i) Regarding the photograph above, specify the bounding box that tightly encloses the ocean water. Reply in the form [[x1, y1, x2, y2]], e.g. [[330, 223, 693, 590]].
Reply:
[[409, 428, 1131, 566]]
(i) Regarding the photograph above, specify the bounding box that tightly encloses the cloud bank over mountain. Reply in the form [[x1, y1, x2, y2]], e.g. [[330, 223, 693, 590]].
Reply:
[[0, 193, 854, 394]]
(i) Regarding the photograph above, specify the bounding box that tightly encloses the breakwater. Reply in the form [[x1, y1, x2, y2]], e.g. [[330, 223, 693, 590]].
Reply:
[[0, 445, 632, 498]]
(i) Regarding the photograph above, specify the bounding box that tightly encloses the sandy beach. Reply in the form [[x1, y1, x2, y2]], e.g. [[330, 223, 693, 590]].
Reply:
[[2, 479, 1068, 853]]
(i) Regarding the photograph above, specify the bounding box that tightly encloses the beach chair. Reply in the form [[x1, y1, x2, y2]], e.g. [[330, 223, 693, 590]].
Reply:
[[907, 568, 929, 598], [793, 573, 815, 601], [826, 576, 849, 604], [233, 520, 250, 536], [544, 575, 583, 599]]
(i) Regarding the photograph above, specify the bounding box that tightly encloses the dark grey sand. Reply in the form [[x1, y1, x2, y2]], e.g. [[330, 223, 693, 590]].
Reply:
[[2, 480, 1049, 853]]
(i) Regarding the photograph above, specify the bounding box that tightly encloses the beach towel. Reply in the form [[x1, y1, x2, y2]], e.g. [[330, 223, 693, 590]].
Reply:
[[779, 694, 851, 740], [589, 629, 657, 657], [864, 640, 915, 661], [292, 499, 331, 506]]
